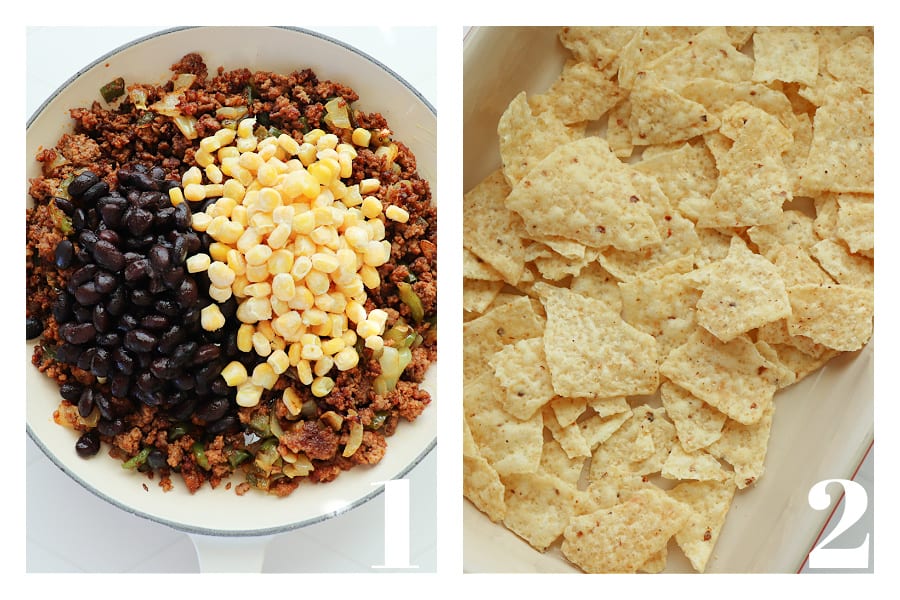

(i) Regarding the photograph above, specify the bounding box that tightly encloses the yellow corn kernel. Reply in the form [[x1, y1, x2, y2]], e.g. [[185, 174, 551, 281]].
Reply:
[[182, 166, 203, 186], [245, 262, 270, 283], [208, 284, 232, 303], [232, 274, 250, 298], [368, 217, 386, 242], [364, 334, 384, 353], [218, 145, 240, 161], [205, 216, 230, 240], [277, 133, 302, 156], [269, 294, 289, 317], [273, 310, 304, 341], [304, 269, 331, 296], [339, 277, 365, 299], [207, 261, 235, 288], [214, 127, 236, 146], [252, 331, 272, 357], [168, 187, 185, 207], [321, 337, 345, 356], [226, 249, 247, 276], [256, 187, 282, 212], [229, 205, 248, 228], [249, 212, 276, 235], [186, 253, 211, 273], [237, 324, 255, 352], [311, 225, 339, 249], [194, 148, 214, 168], [330, 313, 346, 339], [272, 205, 295, 225], [234, 164, 254, 185], [252, 362, 278, 389], [317, 133, 339, 150], [287, 342, 303, 366], [222, 178, 246, 202], [359, 264, 380, 289], [205, 183, 225, 199], [200, 304, 226, 331], [221, 361, 248, 387], [385, 204, 410, 223], [300, 343, 323, 362], [256, 319, 274, 341], [199, 135, 221, 154], [282, 386, 303, 416], [236, 227, 263, 253], [267, 249, 294, 275], [287, 286, 315, 311], [304, 128, 325, 145], [341, 329, 358, 347], [362, 240, 390, 267], [361, 196, 383, 219], [314, 356, 334, 377], [272, 272, 296, 301], [359, 177, 381, 194], [267, 222, 292, 249], [236, 296, 272, 323], [310, 376, 335, 398], [345, 300, 367, 324], [243, 282, 272, 298], [333, 346, 359, 371], [184, 183, 207, 202], [291, 210, 317, 235], [311, 320, 333, 338], [287, 254, 312, 281], [235, 382, 263, 407], [296, 360, 313, 385], [351, 127, 371, 148], [205, 164, 224, 184], [357, 319, 381, 340], [310, 252, 339, 274], [239, 151, 264, 173], [237, 117, 256, 139], [267, 349, 290, 375], [208, 242, 230, 263], [308, 161, 333, 186], [245, 244, 273, 266]]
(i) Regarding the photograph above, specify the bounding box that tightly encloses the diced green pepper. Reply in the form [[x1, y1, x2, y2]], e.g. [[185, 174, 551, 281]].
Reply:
[[122, 447, 151, 470], [397, 282, 425, 323], [100, 77, 126, 103], [192, 441, 210, 470]]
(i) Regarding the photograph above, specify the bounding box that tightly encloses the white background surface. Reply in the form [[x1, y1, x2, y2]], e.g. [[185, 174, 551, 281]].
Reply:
[[25, 25, 438, 574]]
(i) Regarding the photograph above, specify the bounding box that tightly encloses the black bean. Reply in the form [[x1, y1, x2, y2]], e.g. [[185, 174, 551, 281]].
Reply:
[[173, 202, 191, 230], [72, 208, 87, 232], [92, 240, 125, 272], [76, 347, 96, 371], [218, 296, 238, 318], [162, 266, 186, 290], [75, 430, 101, 458], [112, 347, 135, 375], [147, 276, 167, 295], [171, 341, 198, 366], [117, 313, 139, 331], [96, 332, 120, 348], [80, 180, 110, 205], [92, 304, 113, 333], [26, 317, 42, 339], [86, 208, 100, 230], [129, 288, 154, 307], [93, 271, 118, 295], [99, 197, 126, 229], [97, 418, 125, 437], [97, 228, 121, 247], [54, 240, 74, 269], [154, 298, 180, 317], [124, 207, 154, 236], [149, 166, 167, 187], [182, 307, 201, 327], [148, 244, 171, 273], [154, 207, 175, 227], [192, 343, 221, 365], [149, 357, 180, 380], [59, 382, 83, 401], [73, 306, 93, 323], [206, 415, 239, 435], [123, 329, 157, 353], [55, 343, 82, 364], [68, 171, 100, 197], [77, 388, 95, 418], [124, 258, 150, 282], [90, 347, 111, 378], [52, 291, 73, 323], [175, 278, 198, 308], [60, 322, 96, 345], [140, 314, 170, 331], [133, 172, 158, 192], [74, 282, 103, 306], [53, 197, 75, 215], [135, 370, 162, 393], [71, 264, 98, 288], [194, 397, 230, 423], [210, 378, 229, 396], [106, 285, 127, 316], [147, 448, 167, 470], [110, 373, 131, 399], [78, 229, 99, 250]]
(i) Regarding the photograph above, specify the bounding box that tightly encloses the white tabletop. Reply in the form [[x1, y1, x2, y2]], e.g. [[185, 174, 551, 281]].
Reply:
[[25, 25, 437, 574]]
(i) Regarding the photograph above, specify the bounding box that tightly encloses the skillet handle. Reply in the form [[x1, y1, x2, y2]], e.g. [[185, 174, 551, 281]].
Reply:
[[188, 533, 273, 572]]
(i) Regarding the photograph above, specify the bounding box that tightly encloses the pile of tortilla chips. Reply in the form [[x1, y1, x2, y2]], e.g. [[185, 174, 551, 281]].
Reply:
[[463, 26, 874, 574]]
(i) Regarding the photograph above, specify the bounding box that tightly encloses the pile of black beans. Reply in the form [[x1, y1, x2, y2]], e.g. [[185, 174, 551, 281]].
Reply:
[[50, 166, 242, 458]]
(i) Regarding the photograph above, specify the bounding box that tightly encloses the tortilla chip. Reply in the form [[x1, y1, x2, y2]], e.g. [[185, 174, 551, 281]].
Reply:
[[464, 371, 544, 477], [531, 60, 627, 124], [489, 337, 556, 420], [707, 403, 775, 488], [543, 405, 591, 459], [679, 77, 795, 128], [769, 244, 833, 288], [463, 169, 526, 284], [505, 136, 660, 251], [786, 283, 874, 351], [463, 279, 504, 314], [549, 396, 588, 428], [695, 236, 791, 342], [587, 396, 631, 419], [633, 142, 719, 220], [660, 328, 777, 425], [799, 91, 874, 194], [463, 247, 504, 282], [809, 238, 874, 288], [669, 479, 737, 572], [579, 407, 634, 454], [502, 470, 589, 552], [567, 261, 623, 311], [463, 295, 545, 381], [826, 35, 874, 92], [661, 443, 727, 482], [617, 26, 702, 89], [560, 487, 691, 573], [541, 438, 588, 485], [628, 72, 720, 145], [536, 283, 659, 398], [558, 26, 636, 72], [752, 30, 819, 86], [746, 209, 818, 260], [645, 26, 755, 89], [659, 381, 727, 453], [463, 420, 507, 522], [835, 193, 874, 255], [606, 99, 634, 158]]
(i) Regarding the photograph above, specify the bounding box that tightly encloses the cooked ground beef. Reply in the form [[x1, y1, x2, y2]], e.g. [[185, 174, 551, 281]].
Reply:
[[27, 52, 436, 496]]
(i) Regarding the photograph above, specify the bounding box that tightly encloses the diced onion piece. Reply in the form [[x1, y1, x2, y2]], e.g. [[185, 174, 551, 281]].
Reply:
[[343, 419, 364, 457], [323, 97, 352, 129], [173, 114, 199, 140], [172, 73, 197, 91]]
